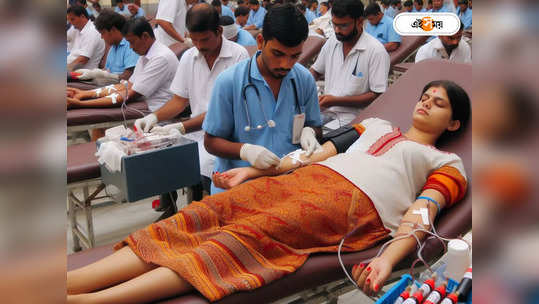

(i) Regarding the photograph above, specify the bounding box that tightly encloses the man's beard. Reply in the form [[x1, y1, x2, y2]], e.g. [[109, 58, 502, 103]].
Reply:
[[335, 25, 358, 42]]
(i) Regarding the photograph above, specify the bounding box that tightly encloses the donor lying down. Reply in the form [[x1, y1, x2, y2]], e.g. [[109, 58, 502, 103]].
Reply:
[[67, 80, 470, 303]]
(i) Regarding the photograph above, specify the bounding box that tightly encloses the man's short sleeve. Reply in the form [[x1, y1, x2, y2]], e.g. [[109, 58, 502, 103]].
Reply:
[[169, 52, 192, 99], [311, 39, 330, 75], [131, 57, 170, 97], [202, 71, 235, 139], [77, 32, 99, 59], [415, 44, 428, 62], [155, 0, 177, 23], [301, 71, 323, 127], [368, 48, 390, 93]]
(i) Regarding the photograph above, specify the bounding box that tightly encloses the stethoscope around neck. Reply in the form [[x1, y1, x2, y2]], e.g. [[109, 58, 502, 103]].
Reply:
[[241, 55, 301, 132]]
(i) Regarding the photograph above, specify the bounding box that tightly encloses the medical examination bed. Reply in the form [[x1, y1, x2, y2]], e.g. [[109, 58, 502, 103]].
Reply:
[[298, 36, 326, 67], [68, 59, 472, 303]]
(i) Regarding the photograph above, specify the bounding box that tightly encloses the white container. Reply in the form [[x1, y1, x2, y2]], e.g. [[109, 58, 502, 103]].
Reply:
[[444, 239, 470, 281]]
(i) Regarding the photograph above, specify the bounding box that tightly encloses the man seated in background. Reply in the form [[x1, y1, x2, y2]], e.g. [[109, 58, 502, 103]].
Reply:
[[234, 5, 250, 28], [211, 0, 235, 20], [114, 0, 130, 17], [364, 3, 401, 52], [244, 0, 267, 30], [297, 3, 316, 24], [415, 22, 471, 63], [385, 0, 398, 17], [67, 5, 105, 71], [128, 0, 146, 19], [429, 0, 450, 12], [456, 0, 472, 29], [309, 0, 334, 38], [402, 0, 413, 12], [412, 0, 426, 12], [220, 16, 257, 46]]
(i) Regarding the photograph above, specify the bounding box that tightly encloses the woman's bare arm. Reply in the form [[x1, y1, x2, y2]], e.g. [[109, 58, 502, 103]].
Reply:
[[351, 189, 447, 296], [212, 141, 338, 189]]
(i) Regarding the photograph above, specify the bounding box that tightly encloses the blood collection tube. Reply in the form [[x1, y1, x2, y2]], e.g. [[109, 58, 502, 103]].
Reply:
[[439, 292, 459, 304], [423, 282, 447, 304], [455, 267, 472, 302], [418, 274, 437, 297], [393, 286, 411, 304], [401, 290, 424, 304]]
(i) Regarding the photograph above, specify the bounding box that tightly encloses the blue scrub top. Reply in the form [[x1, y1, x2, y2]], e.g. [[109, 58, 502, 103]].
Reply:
[[114, 5, 130, 15], [202, 52, 322, 194], [456, 7, 472, 29], [222, 5, 235, 21], [134, 7, 146, 17], [246, 6, 267, 29], [304, 9, 316, 24], [412, 7, 427, 12], [385, 6, 397, 18], [365, 15, 401, 44], [236, 29, 257, 46], [105, 38, 139, 74]]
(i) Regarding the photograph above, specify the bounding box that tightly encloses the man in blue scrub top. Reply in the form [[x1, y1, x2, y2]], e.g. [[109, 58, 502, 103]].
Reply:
[[365, 3, 401, 52], [244, 0, 267, 30], [412, 0, 427, 12], [456, 0, 472, 29], [220, 16, 257, 46], [94, 10, 139, 80], [203, 4, 323, 194]]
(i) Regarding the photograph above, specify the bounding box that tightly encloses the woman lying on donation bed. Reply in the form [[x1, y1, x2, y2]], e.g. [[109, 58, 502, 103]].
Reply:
[[67, 80, 470, 304]]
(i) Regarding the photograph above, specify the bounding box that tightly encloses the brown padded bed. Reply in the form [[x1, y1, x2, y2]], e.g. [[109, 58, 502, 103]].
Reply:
[[389, 35, 428, 66], [68, 59, 472, 304]]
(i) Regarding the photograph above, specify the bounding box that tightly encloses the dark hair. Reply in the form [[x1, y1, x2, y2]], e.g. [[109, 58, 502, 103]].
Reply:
[[237, 0, 245, 5], [331, 0, 364, 19], [297, 3, 306, 12], [94, 9, 126, 32], [382, 0, 391, 5], [249, 0, 259, 5], [428, 0, 432, 5], [219, 15, 235, 26], [404, 0, 413, 7], [211, 0, 221, 7], [235, 5, 250, 17], [262, 3, 308, 47], [186, 3, 220, 33], [391, 0, 401, 6], [364, 3, 381, 16], [122, 17, 155, 38], [67, 5, 89, 18], [320, 2, 329, 8], [421, 80, 471, 141], [414, 0, 423, 6], [93, 2, 101, 9], [76, 0, 87, 6], [457, 0, 468, 4]]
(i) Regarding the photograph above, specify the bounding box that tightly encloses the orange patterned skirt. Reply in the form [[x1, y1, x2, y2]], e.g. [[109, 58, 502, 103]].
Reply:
[[115, 164, 390, 301]]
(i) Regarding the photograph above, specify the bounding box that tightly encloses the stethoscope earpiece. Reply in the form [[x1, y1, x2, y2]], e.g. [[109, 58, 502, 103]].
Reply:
[[244, 126, 251, 132], [267, 120, 276, 128]]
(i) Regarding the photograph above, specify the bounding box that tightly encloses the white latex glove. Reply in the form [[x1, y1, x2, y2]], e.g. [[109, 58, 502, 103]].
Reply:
[[134, 113, 158, 133], [300, 127, 321, 156], [95, 69, 120, 80], [74, 68, 97, 80], [150, 122, 186, 135], [75, 68, 119, 80], [240, 143, 280, 169]]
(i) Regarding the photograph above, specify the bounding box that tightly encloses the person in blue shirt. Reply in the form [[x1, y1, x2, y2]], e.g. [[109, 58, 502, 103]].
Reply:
[[220, 16, 257, 46], [365, 3, 401, 52], [203, 4, 323, 194], [429, 0, 450, 12], [127, 0, 146, 19], [412, 0, 427, 12], [244, 0, 267, 30], [94, 10, 139, 80], [234, 5, 251, 28], [211, 0, 236, 21], [384, 0, 398, 18], [114, 0, 130, 17], [297, 3, 316, 24], [456, 0, 472, 29], [403, 0, 413, 12]]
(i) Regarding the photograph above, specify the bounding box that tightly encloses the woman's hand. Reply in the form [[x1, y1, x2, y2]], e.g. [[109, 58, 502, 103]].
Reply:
[[212, 167, 254, 189], [351, 256, 393, 296]]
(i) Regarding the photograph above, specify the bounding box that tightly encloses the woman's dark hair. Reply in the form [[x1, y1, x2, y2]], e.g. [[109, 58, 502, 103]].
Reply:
[[421, 80, 471, 141], [331, 0, 364, 19], [262, 3, 308, 47], [67, 5, 89, 19], [122, 17, 155, 38], [186, 3, 220, 33], [94, 9, 126, 32]]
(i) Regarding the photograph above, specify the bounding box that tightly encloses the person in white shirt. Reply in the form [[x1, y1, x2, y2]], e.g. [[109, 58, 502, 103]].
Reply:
[[415, 22, 471, 63], [154, 0, 199, 46], [66, 5, 105, 71], [134, 4, 249, 202], [67, 18, 179, 114], [310, 0, 390, 128]]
